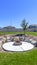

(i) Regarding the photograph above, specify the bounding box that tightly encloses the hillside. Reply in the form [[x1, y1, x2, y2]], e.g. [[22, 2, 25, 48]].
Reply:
[[0, 26, 23, 32]]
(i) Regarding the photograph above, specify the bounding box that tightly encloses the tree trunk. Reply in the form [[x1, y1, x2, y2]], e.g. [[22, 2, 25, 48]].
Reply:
[[24, 30, 25, 40]]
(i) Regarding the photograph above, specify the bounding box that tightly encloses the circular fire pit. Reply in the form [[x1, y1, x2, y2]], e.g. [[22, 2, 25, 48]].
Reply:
[[2, 41, 34, 52], [13, 37, 22, 45]]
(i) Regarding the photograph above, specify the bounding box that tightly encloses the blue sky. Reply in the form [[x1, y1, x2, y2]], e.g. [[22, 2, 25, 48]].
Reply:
[[0, 0, 37, 28]]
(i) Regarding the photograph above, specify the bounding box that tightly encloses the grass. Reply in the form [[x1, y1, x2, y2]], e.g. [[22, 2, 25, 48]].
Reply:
[[0, 32, 24, 35], [0, 49, 37, 65], [25, 32, 37, 36], [0, 32, 37, 36]]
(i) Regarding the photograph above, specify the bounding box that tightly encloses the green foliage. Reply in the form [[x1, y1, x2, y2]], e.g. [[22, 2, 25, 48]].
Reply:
[[21, 19, 28, 35], [21, 19, 28, 30]]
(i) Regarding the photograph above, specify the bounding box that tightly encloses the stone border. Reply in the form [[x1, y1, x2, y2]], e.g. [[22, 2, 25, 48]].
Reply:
[[0, 34, 37, 52]]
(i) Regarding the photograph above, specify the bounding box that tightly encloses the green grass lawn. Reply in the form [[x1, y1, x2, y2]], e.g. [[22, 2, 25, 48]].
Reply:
[[0, 32, 24, 35], [25, 32, 37, 36], [0, 49, 37, 65], [0, 32, 37, 36]]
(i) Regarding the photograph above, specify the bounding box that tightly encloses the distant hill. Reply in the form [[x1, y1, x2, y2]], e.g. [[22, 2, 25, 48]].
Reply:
[[28, 24, 37, 32], [0, 24, 37, 32], [0, 26, 23, 32]]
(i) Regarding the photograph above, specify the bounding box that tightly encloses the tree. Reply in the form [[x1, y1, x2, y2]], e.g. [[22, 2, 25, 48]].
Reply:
[[21, 19, 28, 35]]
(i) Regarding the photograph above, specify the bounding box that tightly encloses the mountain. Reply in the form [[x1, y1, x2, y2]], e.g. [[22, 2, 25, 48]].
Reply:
[[0, 24, 37, 32], [0, 26, 23, 32], [28, 24, 37, 32]]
